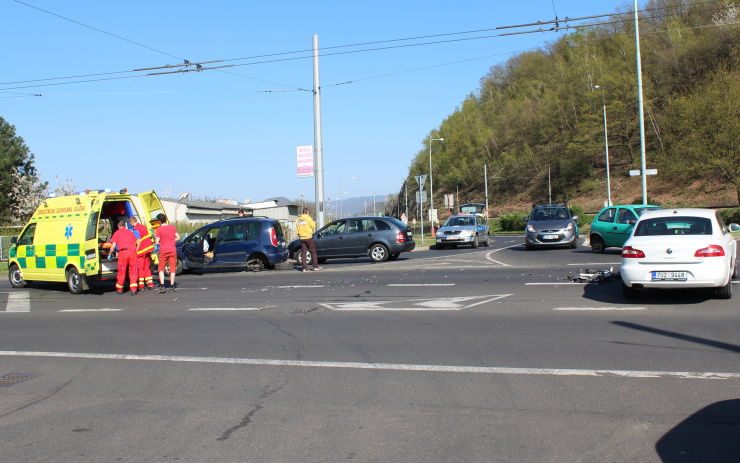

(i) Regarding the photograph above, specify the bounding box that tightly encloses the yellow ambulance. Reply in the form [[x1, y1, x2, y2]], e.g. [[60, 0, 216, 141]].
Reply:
[[8, 189, 166, 294]]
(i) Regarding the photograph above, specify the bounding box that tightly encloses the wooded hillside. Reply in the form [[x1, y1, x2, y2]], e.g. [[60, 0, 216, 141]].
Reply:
[[391, 0, 739, 218]]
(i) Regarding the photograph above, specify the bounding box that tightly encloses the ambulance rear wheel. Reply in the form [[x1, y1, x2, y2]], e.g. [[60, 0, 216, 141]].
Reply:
[[66, 267, 84, 294], [8, 264, 29, 288]]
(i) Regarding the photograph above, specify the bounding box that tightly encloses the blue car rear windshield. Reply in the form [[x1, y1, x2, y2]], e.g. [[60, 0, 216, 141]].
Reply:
[[386, 218, 406, 229]]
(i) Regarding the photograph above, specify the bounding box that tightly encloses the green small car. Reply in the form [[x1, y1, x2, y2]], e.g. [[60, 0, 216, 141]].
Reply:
[[589, 204, 663, 253]]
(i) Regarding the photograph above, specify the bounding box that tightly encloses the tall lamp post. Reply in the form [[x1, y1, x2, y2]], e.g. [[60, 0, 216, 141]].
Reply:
[[429, 138, 444, 225], [594, 85, 612, 206], [340, 176, 356, 217]]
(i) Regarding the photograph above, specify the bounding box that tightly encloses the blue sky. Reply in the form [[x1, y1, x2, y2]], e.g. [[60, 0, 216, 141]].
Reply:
[[2, 0, 629, 204]]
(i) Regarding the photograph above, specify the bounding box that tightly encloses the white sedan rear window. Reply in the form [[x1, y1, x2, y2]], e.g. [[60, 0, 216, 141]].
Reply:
[[634, 217, 712, 236]]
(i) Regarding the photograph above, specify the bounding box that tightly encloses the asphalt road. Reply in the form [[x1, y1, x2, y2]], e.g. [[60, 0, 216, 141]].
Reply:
[[1, 236, 738, 462]]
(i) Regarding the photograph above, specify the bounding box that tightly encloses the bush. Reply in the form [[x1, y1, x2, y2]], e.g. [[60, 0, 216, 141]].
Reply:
[[499, 212, 527, 231], [173, 221, 203, 235], [718, 208, 740, 225], [569, 204, 586, 228]]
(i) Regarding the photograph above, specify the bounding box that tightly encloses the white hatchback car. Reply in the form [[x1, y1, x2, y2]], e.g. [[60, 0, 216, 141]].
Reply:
[[620, 208, 737, 299]]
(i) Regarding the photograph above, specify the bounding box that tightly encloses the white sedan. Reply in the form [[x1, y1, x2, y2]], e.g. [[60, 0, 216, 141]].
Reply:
[[620, 208, 737, 299]]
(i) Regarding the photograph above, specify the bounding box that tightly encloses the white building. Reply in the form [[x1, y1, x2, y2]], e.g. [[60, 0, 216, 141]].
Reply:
[[160, 197, 300, 239]]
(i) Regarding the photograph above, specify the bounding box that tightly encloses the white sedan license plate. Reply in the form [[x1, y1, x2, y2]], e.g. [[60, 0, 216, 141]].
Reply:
[[543, 234, 558, 240], [652, 271, 687, 281]]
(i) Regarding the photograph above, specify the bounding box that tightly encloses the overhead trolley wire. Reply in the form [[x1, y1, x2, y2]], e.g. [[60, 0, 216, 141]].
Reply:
[[10, 0, 184, 61], [2, 0, 733, 92]]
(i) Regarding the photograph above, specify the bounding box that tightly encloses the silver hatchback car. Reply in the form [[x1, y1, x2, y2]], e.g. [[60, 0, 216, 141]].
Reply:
[[523, 204, 579, 250]]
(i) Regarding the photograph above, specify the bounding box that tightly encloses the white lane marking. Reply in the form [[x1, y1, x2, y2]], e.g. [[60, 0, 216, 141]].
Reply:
[[388, 284, 455, 287], [271, 285, 325, 289], [426, 265, 505, 269], [188, 307, 270, 311], [487, 259, 511, 267], [0, 350, 737, 380], [567, 263, 621, 266], [553, 307, 646, 311], [488, 243, 521, 253], [525, 282, 594, 285], [2, 292, 30, 312], [59, 308, 123, 312], [322, 294, 512, 311], [485, 244, 519, 267]]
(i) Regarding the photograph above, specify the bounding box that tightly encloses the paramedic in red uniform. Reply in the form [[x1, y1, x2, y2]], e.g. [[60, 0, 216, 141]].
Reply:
[[109, 220, 139, 295], [129, 216, 156, 291], [154, 213, 180, 293]]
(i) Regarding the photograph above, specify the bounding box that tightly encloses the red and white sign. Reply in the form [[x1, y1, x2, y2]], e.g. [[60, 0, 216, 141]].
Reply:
[[297, 145, 314, 178]]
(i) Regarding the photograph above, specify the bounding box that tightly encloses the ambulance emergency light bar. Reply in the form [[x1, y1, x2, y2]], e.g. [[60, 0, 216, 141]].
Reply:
[[46, 188, 130, 198]]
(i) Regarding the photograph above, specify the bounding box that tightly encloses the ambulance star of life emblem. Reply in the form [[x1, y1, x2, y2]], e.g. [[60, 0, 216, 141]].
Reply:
[[65, 224, 73, 240]]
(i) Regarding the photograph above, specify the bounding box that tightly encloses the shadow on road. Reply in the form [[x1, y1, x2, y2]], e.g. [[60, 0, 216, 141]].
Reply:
[[581, 279, 714, 305], [611, 320, 740, 354], [656, 399, 740, 463]]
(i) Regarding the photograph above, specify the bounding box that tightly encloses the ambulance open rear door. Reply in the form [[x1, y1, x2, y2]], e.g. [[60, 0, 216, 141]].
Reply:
[[138, 191, 166, 224]]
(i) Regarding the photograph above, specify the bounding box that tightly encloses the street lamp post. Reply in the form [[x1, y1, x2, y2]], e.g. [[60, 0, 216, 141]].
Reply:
[[594, 85, 612, 206], [340, 176, 356, 218], [429, 138, 444, 226]]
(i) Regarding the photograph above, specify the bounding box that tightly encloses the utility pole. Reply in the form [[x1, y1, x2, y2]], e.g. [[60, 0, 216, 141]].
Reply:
[[484, 164, 488, 212], [312, 35, 326, 226], [405, 181, 408, 222], [634, 0, 648, 205]]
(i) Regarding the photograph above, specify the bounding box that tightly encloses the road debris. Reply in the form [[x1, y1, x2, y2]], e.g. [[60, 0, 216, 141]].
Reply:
[[569, 268, 616, 283]]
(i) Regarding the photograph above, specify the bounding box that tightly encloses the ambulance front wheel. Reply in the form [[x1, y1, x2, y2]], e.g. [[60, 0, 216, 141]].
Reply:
[[8, 264, 30, 288], [66, 267, 85, 294]]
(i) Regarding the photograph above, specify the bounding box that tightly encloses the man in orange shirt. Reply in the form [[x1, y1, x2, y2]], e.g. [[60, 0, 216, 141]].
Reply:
[[154, 213, 180, 293]]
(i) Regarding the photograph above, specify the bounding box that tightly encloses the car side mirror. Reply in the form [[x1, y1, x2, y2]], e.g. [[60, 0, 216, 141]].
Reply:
[[628, 219, 637, 225], [11, 236, 18, 244], [522, 217, 528, 222], [729, 223, 740, 232], [572, 215, 579, 220]]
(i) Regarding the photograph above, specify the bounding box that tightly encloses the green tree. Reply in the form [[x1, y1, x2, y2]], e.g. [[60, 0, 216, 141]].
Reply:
[[400, 0, 740, 211], [0, 117, 46, 223], [666, 69, 740, 203]]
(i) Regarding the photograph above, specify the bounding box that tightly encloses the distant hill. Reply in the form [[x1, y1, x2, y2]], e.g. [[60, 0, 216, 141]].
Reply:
[[336, 195, 388, 217], [395, 0, 740, 215]]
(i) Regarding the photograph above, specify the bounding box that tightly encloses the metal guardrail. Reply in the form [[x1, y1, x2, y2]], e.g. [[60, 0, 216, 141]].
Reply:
[[0, 236, 14, 262]]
